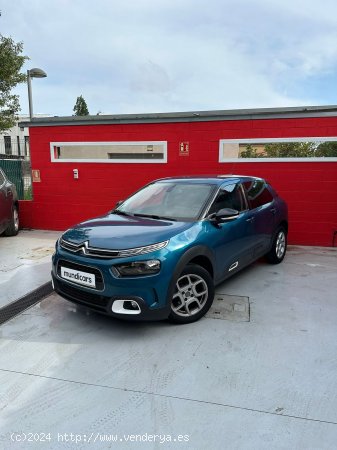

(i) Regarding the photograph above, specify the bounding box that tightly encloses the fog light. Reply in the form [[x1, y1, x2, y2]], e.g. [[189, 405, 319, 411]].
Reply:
[[111, 300, 141, 315], [123, 300, 140, 311]]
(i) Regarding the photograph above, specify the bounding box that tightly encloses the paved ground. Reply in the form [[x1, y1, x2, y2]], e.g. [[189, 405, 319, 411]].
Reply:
[[0, 230, 60, 307], [0, 238, 336, 449]]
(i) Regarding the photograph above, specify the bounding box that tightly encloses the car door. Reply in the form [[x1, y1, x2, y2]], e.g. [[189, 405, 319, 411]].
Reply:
[[0, 169, 13, 233], [207, 182, 255, 282], [242, 179, 276, 258]]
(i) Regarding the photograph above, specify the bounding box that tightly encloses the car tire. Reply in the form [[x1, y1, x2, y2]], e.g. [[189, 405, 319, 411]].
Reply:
[[168, 264, 214, 324], [4, 205, 19, 237], [266, 226, 287, 264]]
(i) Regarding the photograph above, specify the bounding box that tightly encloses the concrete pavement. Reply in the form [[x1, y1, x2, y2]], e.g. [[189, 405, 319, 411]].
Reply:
[[0, 241, 336, 449], [0, 230, 60, 308]]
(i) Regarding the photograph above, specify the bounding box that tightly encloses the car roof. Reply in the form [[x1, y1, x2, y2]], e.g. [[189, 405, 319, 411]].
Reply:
[[154, 175, 265, 186]]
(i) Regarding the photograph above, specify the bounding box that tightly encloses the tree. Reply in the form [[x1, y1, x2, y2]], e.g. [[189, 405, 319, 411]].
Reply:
[[0, 34, 28, 133], [239, 144, 260, 158], [240, 142, 317, 158], [315, 141, 337, 157], [264, 142, 316, 158], [73, 95, 89, 116]]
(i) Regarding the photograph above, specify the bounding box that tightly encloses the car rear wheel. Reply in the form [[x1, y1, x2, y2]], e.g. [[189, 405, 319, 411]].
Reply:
[[4, 206, 19, 236], [266, 227, 287, 264], [168, 264, 214, 324]]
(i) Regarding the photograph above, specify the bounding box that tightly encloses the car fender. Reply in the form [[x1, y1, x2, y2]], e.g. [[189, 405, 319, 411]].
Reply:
[[165, 245, 215, 307]]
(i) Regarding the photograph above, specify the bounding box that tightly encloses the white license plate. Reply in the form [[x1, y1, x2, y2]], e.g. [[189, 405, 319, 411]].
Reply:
[[60, 266, 96, 288]]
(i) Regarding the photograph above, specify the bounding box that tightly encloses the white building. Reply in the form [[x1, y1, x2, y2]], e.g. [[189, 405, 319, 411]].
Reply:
[[0, 114, 50, 158]]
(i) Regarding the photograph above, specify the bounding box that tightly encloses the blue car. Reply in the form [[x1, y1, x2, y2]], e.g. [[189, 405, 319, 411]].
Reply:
[[52, 175, 288, 324]]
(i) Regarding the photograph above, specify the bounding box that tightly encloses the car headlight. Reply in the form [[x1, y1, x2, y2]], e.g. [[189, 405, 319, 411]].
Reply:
[[113, 259, 161, 277]]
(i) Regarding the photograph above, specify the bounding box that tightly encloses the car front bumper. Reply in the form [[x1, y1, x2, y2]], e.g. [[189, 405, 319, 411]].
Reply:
[[52, 275, 171, 321], [51, 247, 175, 321]]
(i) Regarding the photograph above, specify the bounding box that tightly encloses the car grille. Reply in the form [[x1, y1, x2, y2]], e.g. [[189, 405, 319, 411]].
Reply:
[[57, 259, 104, 290], [60, 239, 120, 258], [54, 278, 110, 312], [60, 238, 168, 259]]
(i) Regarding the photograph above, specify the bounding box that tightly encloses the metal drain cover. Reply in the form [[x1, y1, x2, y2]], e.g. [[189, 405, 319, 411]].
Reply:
[[0, 282, 53, 325], [206, 293, 250, 321]]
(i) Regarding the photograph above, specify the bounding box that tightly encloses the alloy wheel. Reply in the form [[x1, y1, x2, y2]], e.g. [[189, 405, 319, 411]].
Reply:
[[276, 231, 286, 259], [13, 208, 19, 232], [172, 273, 208, 317]]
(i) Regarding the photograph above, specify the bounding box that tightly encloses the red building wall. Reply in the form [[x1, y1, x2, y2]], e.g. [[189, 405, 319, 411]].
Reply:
[[19, 116, 337, 246]]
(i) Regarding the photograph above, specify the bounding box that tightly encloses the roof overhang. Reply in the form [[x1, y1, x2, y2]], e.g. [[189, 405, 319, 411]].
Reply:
[[19, 104, 337, 128]]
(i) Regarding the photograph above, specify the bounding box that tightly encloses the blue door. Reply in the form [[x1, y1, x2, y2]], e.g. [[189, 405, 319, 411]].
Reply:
[[242, 180, 276, 257], [206, 182, 255, 283]]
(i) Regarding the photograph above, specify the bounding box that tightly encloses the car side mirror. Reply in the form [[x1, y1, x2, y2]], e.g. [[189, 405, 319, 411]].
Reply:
[[115, 200, 124, 208], [109, 200, 124, 214], [210, 208, 239, 223]]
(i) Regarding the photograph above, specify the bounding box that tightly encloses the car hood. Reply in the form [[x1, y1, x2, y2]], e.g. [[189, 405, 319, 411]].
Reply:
[[61, 213, 194, 250]]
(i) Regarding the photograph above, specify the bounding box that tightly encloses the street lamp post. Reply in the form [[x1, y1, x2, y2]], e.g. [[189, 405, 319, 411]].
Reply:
[[27, 68, 47, 120]]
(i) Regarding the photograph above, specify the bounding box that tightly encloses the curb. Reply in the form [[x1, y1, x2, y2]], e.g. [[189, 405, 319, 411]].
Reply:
[[0, 281, 53, 326]]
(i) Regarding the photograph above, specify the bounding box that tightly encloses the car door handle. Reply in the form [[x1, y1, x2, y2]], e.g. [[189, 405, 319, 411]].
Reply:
[[270, 208, 276, 215], [246, 217, 255, 223]]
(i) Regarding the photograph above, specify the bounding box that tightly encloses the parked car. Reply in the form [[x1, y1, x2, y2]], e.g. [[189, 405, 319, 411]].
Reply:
[[0, 168, 19, 236], [52, 175, 288, 324]]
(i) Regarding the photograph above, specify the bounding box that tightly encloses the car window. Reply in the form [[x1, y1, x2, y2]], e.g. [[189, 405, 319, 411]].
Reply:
[[118, 182, 214, 221], [242, 180, 273, 209], [208, 183, 246, 215], [0, 170, 5, 186]]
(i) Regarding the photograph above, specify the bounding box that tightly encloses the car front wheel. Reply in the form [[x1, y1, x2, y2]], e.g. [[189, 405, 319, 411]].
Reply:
[[4, 206, 19, 236], [168, 264, 214, 324], [266, 227, 287, 264]]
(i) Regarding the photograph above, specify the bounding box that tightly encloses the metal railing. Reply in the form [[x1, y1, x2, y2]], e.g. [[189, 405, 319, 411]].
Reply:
[[0, 158, 32, 200], [0, 137, 32, 199], [0, 137, 30, 159]]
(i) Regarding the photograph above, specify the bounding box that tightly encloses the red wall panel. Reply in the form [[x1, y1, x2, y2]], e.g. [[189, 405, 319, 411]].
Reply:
[[19, 117, 337, 246]]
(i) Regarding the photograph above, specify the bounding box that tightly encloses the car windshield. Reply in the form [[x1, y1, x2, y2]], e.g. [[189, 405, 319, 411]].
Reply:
[[116, 182, 214, 221]]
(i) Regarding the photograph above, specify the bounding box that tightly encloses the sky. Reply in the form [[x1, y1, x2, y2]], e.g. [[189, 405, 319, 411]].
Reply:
[[1, 0, 337, 117]]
